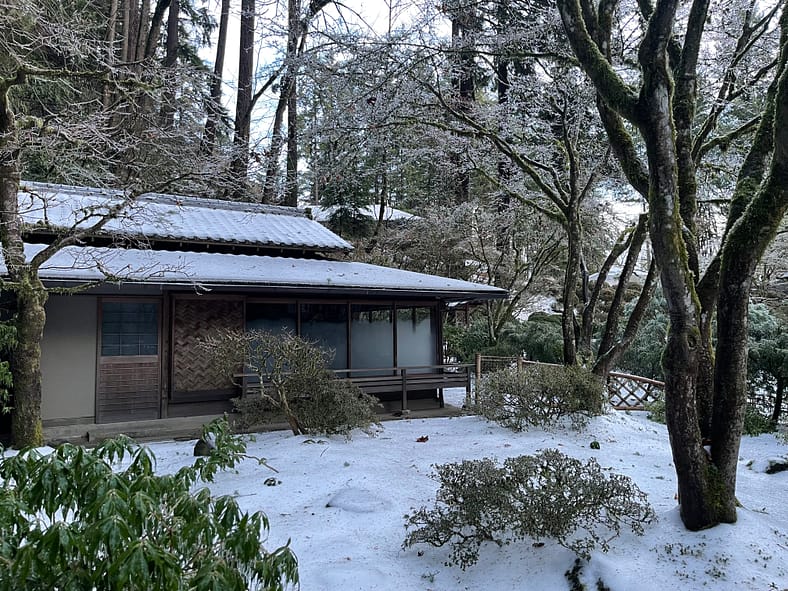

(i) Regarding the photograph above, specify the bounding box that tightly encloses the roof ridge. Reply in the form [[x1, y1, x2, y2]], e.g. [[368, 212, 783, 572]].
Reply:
[[19, 180, 306, 218]]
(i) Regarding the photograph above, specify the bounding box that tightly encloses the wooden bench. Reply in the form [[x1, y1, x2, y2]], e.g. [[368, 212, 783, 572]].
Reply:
[[235, 364, 472, 411]]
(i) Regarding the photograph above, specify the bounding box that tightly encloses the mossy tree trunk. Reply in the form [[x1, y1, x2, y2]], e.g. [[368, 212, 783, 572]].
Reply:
[[9, 273, 48, 447], [711, 45, 788, 518], [557, 0, 788, 530], [1, 81, 47, 447], [634, 5, 718, 527], [771, 377, 784, 424]]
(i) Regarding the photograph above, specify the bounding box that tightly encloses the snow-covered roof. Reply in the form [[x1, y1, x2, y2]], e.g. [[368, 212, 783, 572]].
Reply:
[[5, 243, 507, 300], [18, 181, 352, 253], [309, 204, 417, 223]]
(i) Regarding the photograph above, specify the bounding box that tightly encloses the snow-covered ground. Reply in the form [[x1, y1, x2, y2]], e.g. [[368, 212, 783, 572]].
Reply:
[[145, 389, 787, 590]]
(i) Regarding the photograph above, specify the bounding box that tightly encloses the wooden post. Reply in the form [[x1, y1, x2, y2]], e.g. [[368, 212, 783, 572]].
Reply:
[[517, 356, 523, 372], [401, 367, 408, 411], [474, 353, 482, 406], [464, 365, 471, 409]]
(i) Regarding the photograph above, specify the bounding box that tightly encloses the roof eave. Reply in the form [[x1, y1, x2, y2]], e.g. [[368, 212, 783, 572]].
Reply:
[[37, 277, 508, 302]]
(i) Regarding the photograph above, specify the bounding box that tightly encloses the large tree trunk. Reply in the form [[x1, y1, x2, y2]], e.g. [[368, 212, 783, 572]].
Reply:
[[561, 208, 581, 365], [135, 0, 152, 62], [1, 93, 47, 447], [711, 64, 788, 516], [145, 0, 172, 60], [230, 0, 255, 198], [202, 0, 231, 154], [449, 10, 476, 204], [557, 0, 788, 532], [638, 36, 719, 531], [260, 0, 330, 204], [159, 0, 179, 127], [10, 274, 48, 448], [103, 0, 120, 108], [284, 0, 301, 207]]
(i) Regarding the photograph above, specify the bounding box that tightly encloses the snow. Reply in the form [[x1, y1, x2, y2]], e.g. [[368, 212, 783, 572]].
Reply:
[[140, 389, 788, 591], [18, 181, 352, 252], [2, 243, 506, 298]]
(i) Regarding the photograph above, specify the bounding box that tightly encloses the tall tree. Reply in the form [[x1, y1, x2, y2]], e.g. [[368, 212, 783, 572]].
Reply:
[[261, 0, 333, 205], [556, 0, 788, 529], [1, 0, 221, 447], [230, 0, 255, 198], [201, 0, 231, 154]]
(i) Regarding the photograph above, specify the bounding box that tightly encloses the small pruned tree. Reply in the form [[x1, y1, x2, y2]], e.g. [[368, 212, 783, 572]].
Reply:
[[474, 363, 606, 430], [204, 329, 379, 437], [403, 449, 655, 569], [0, 418, 299, 590]]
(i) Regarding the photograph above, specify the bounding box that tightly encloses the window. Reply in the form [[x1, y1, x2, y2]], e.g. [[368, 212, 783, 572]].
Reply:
[[300, 303, 348, 369], [101, 302, 159, 357], [351, 304, 393, 373], [246, 302, 297, 334], [396, 306, 437, 372]]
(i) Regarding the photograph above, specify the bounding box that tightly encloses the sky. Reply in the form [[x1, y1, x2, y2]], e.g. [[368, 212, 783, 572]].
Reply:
[[141, 388, 788, 591]]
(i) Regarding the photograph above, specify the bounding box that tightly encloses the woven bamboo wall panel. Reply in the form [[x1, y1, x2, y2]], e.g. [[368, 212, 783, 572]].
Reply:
[[172, 299, 243, 392]]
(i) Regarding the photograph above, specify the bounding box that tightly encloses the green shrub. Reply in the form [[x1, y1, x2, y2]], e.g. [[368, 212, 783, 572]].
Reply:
[[617, 294, 667, 380], [403, 449, 656, 568], [0, 419, 298, 590], [444, 320, 517, 363], [475, 364, 606, 430], [645, 394, 666, 424], [510, 313, 564, 364], [743, 404, 776, 436]]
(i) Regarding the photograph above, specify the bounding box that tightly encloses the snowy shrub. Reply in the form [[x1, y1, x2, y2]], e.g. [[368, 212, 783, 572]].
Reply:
[[294, 379, 381, 439], [208, 329, 379, 437], [403, 449, 656, 568], [0, 419, 299, 590], [475, 364, 605, 430]]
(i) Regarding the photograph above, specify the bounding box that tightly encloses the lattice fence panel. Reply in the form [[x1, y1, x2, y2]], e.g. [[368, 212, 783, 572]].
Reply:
[[172, 299, 244, 393], [607, 372, 664, 409]]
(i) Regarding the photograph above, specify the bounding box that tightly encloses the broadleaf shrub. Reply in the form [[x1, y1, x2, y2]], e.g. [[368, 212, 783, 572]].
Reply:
[[403, 449, 656, 568], [0, 418, 298, 590], [475, 364, 606, 430]]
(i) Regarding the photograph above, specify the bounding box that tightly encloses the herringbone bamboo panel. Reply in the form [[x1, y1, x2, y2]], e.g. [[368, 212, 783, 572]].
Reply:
[[172, 299, 243, 392]]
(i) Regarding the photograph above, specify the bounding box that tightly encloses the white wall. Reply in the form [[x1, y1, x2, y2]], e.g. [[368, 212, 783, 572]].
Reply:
[[41, 295, 97, 422]]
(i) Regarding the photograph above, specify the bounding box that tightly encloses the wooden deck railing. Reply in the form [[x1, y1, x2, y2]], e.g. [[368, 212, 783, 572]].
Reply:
[[333, 364, 473, 410], [474, 355, 664, 410], [236, 363, 473, 411]]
